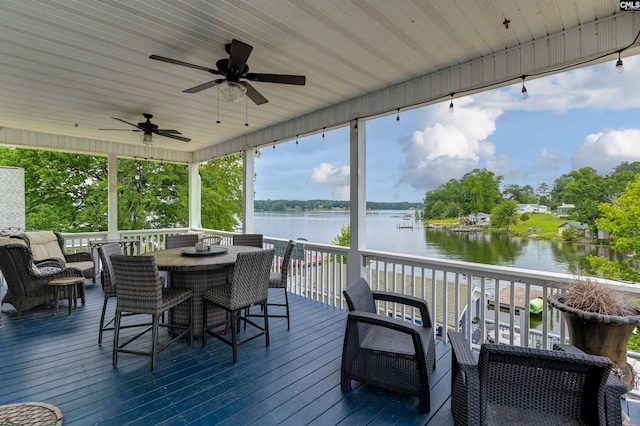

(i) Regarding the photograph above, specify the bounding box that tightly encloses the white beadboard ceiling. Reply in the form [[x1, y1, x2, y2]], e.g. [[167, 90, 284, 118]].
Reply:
[[0, 1, 637, 163]]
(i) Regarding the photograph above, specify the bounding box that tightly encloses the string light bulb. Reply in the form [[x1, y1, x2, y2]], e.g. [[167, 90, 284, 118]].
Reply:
[[322, 127, 325, 140], [449, 94, 454, 113], [354, 118, 358, 133], [273, 140, 276, 150], [521, 76, 528, 98], [396, 108, 400, 125], [296, 135, 299, 146], [616, 52, 624, 74]]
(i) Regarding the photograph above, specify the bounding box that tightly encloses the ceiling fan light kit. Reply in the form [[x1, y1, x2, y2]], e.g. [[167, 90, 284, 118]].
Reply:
[[142, 132, 153, 145], [219, 81, 247, 102]]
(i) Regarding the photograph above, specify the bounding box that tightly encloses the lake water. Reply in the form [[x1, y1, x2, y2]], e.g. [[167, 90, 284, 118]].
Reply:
[[254, 210, 611, 274]]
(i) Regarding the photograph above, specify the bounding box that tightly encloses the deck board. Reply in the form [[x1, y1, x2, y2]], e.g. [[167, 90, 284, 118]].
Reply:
[[0, 281, 454, 425], [4, 279, 634, 425]]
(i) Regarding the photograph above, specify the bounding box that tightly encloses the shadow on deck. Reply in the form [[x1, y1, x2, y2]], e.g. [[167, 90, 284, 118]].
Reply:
[[0, 280, 455, 425]]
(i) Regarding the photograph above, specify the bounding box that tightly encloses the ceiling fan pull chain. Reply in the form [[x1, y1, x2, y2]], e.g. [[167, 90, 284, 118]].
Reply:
[[216, 86, 221, 124], [245, 97, 249, 127]]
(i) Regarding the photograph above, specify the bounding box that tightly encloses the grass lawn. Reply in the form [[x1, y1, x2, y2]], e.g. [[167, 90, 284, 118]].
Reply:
[[510, 213, 568, 239]]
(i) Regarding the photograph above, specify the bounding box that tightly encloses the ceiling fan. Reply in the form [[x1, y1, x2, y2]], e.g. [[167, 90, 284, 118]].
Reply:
[[149, 39, 306, 105], [99, 113, 190, 145]]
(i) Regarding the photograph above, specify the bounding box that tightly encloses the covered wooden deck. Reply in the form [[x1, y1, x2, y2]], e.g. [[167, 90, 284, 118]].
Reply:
[[0, 280, 456, 425], [2, 280, 640, 425]]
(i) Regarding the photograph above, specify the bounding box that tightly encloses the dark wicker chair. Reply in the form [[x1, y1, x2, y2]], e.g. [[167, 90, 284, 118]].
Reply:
[[266, 240, 296, 329], [18, 231, 95, 283], [232, 233, 263, 248], [341, 277, 436, 412], [202, 248, 275, 363], [110, 255, 193, 372], [165, 234, 199, 249], [448, 331, 627, 425], [97, 243, 121, 343], [0, 239, 85, 319]]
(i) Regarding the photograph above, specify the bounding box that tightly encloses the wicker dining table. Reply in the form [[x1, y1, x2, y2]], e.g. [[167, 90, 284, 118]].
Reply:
[[141, 245, 262, 338]]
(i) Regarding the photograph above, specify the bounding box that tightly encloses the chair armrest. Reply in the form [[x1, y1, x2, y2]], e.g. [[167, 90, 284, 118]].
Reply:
[[372, 290, 433, 327], [64, 251, 94, 263], [448, 331, 480, 426], [35, 258, 65, 269], [448, 331, 478, 372]]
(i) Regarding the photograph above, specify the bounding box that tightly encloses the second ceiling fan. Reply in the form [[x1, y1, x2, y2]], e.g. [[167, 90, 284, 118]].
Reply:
[[149, 39, 305, 105]]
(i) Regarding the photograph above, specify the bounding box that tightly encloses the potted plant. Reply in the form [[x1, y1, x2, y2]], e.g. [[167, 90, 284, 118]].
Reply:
[[548, 277, 640, 390]]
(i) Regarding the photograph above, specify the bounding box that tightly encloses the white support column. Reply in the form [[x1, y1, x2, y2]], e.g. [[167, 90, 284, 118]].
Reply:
[[188, 163, 202, 229], [107, 154, 118, 239], [347, 116, 366, 286], [242, 150, 255, 233]]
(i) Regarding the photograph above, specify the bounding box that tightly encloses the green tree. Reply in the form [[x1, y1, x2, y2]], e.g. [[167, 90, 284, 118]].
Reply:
[[596, 174, 640, 258], [332, 223, 350, 247], [0, 147, 243, 232], [503, 184, 536, 204], [462, 169, 503, 214], [520, 213, 530, 224], [561, 228, 577, 241], [490, 200, 518, 230]]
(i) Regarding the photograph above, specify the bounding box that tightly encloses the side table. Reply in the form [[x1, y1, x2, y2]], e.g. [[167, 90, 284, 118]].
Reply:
[[48, 277, 84, 315]]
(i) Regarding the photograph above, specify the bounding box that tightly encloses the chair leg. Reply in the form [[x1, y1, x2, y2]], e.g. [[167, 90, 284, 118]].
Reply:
[[283, 289, 290, 330], [263, 302, 270, 347], [151, 314, 160, 372], [231, 310, 238, 363], [112, 310, 122, 367], [188, 297, 193, 346], [99, 298, 109, 344], [202, 299, 208, 348]]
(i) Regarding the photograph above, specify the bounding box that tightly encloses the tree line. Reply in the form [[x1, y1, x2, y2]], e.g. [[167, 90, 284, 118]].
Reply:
[[423, 162, 640, 229], [254, 199, 423, 211]]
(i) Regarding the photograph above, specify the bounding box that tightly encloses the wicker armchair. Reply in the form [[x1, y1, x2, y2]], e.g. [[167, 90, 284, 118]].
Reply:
[[110, 255, 193, 372], [19, 231, 95, 282], [0, 238, 85, 319], [341, 277, 436, 412], [232, 233, 263, 248], [96, 243, 122, 343], [448, 331, 627, 425], [165, 234, 199, 249], [202, 248, 275, 363]]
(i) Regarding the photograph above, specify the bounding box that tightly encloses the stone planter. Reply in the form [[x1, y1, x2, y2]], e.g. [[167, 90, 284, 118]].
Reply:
[[548, 294, 640, 391]]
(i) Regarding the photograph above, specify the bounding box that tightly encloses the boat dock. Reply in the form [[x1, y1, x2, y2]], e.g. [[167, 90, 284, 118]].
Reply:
[[489, 286, 543, 313]]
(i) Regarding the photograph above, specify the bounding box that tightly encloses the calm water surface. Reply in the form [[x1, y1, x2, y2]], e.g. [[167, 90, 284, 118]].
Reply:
[[254, 210, 611, 274]]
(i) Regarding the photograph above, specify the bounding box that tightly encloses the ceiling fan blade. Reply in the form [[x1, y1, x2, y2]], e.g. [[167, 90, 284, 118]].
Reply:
[[228, 39, 253, 71], [149, 55, 220, 74], [110, 117, 142, 129], [242, 81, 268, 105], [98, 128, 141, 131], [246, 73, 306, 85], [183, 79, 224, 94], [155, 131, 191, 142], [156, 129, 182, 134]]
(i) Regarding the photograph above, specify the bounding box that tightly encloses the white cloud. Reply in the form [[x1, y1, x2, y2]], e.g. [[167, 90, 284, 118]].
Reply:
[[573, 128, 640, 173], [307, 162, 350, 200], [539, 148, 564, 169], [399, 99, 502, 190]]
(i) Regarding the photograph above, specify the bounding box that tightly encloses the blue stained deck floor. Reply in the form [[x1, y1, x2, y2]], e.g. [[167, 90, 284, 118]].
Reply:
[[0, 280, 454, 425], [1, 280, 639, 425]]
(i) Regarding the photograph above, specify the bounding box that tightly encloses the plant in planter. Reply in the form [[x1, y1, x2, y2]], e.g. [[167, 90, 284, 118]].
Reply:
[[548, 277, 640, 391]]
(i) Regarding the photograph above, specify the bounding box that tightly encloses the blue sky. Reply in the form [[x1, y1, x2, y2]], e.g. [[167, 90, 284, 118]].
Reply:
[[254, 56, 640, 203]]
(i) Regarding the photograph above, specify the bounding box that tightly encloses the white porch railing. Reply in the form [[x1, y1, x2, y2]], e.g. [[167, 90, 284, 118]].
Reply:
[[59, 229, 640, 353]]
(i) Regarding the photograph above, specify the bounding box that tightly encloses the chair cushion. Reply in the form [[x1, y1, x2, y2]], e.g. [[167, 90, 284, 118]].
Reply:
[[22, 231, 66, 262], [66, 260, 94, 274]]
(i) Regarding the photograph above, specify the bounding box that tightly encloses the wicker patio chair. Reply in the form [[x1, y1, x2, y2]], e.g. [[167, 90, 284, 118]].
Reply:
[[448, 331, 627, 425], [341, 277, 436, 412], [110, 255, 193, 372], [19, 231, 96, 283], [232, 233, 263, 248], [0, 238, 85, 319], [202, 248, 275, 363], [165, 234, 199, 249]]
